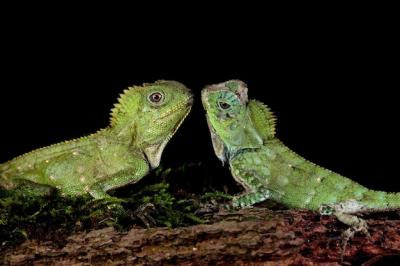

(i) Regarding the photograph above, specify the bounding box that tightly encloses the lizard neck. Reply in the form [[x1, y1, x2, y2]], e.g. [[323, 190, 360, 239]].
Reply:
[[101, 127, 131, 144], [216, 116, 264, 163]]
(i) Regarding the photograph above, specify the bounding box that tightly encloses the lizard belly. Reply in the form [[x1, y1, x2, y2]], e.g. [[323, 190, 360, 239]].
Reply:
[[45, 146, 140, 196]]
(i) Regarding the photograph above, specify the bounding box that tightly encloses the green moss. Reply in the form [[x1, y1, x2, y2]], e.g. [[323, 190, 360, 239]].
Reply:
[[1, 186, 102, 248], [0, 164, 219, 250], [122, 182, 204, 227], [0, 161, 242, 254]]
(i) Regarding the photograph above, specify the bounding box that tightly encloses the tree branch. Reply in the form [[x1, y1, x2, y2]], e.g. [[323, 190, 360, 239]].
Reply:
[[3, 208, 400, 265]]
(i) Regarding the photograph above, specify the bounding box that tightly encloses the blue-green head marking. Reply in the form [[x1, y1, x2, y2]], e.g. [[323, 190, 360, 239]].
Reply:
[[202, 80, 263, 163]]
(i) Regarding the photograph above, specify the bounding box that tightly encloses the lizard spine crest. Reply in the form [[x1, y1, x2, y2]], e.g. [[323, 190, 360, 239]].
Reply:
[[248, 100, 277, 141]]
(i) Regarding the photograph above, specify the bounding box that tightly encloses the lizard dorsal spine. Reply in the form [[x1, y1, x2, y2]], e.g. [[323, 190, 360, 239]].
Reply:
[[248, 100, 277, 141]]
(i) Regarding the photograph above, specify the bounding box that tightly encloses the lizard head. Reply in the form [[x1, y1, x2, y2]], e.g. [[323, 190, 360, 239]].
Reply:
[[110, 80, 193, 168], [201, 80, 263, 163]]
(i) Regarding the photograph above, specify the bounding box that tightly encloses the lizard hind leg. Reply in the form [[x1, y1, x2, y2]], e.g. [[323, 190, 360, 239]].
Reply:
[[319, 200, 370, 261], [319, 199, 370, 230]]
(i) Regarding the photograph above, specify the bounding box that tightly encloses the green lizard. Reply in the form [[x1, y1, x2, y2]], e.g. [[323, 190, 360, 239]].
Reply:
[[201, 80, 399, 236], [0, 80, 193, 202]]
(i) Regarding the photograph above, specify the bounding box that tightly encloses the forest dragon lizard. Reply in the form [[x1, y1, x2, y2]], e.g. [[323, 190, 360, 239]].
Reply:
[[0, 80, 193, 202], [201, 80, 399, 238]]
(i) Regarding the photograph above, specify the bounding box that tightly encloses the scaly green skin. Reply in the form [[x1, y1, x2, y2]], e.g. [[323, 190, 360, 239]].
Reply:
[[202, 80, 400, 229], [0, 80, 193, 201]]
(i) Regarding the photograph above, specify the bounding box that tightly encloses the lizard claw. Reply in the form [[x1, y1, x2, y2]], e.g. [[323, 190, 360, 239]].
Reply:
[[195, 200, 222, 215], [134, 202, 156, 228], [340, 220, 371, 263], [85, 197, 127, 213]]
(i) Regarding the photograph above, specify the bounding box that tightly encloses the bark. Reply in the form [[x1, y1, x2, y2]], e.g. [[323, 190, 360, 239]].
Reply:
[[2, 208, 400, 265]]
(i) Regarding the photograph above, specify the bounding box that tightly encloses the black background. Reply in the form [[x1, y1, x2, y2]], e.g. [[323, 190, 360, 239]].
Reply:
[[1, 7, 398, 193]]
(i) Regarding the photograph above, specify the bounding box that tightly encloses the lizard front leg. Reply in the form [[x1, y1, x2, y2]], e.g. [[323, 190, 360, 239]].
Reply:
[[232, 188, 273, 208], [89, 159, 158, 223], [88, 159, 149, 201], [230, 165, 276, 208]]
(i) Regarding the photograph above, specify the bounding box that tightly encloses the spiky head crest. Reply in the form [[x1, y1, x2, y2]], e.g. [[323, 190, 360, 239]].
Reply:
[[110, 80, 190, 126]]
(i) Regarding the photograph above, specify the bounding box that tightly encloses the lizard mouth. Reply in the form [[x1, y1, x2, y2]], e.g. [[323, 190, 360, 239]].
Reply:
[[144, 95, 193, 169], [156, 95, 193, 121], [187, 95, 194, 106], [152, 95, 193, 139], [169, 104, 192, 138]]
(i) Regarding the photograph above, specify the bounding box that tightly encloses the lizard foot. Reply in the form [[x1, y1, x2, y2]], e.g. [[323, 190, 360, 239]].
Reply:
[[195, 200, 223, 215], [320, 201, 371, 263], [340, 218, 370, 263], [134, 202, 156, 228], [86, 196, 127, 215]]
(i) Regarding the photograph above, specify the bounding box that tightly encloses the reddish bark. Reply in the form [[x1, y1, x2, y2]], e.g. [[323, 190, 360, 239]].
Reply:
[[2, 208, 400, 265]]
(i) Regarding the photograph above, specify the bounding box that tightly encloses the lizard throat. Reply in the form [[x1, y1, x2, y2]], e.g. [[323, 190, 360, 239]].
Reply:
[[144, 103, 192, 169]]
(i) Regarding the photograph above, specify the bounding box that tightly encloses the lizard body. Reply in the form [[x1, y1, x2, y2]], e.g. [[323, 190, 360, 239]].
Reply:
[[1, 80, 193, 201], [201, 80, 399, 229]]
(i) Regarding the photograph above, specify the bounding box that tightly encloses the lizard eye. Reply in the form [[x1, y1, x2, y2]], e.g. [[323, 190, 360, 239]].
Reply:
[[148, 92, 164, 104], [219, 101, 231, 109]]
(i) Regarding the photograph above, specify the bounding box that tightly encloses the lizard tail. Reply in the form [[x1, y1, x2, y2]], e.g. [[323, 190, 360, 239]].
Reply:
[[383, 191, 400, 208], [360, 190, 400, 209]]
